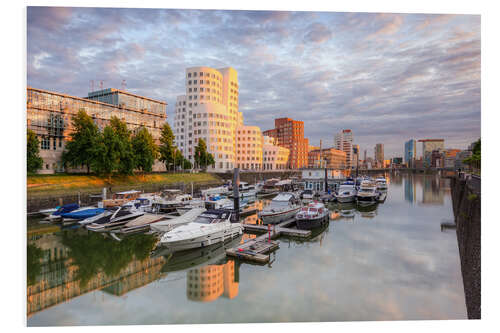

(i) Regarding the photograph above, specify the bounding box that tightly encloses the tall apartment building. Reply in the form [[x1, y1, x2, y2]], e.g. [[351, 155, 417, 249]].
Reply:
[[263, 136, 289, 170], [352, 144, 360, 167], [374, 143, 384, 167], [235, 125, 263, 170], [263, 118, 309, 169], [308, 147, 347, 169], [27, 87, 167, 174], [405, 139, 417, 167], [334, 129, 353, 169], [173, 66, 243, 172], [418, 139, 445, 168]]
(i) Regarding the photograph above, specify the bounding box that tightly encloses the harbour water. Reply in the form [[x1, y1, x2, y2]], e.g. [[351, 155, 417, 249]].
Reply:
[[27, 172, 467, 326]]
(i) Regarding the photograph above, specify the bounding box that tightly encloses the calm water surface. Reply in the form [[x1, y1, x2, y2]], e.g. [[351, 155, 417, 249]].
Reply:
[[27, 173, 466, 326]]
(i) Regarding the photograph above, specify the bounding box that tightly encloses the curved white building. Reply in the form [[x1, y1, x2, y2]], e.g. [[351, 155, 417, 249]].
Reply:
[[174, 66, 243, 172], [236, 125, 263, 170]]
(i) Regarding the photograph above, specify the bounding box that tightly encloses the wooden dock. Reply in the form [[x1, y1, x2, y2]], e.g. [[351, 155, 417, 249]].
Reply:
[[226, 218, 311, 264]]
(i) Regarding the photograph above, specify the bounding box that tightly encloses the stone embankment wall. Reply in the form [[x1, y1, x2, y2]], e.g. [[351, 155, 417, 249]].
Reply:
[[27, 180, 222, 213], [450, 174, 481, 319]]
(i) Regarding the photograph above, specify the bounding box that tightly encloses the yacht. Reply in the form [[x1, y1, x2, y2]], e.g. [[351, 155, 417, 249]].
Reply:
[[258, 178, 280, 196], [100, 190, 142, 208], [158, 209, 242, 251], [228, 182, 257, 198], [152, 192, 197, 213], [200, 186, 230, 197], [336, 181, 357, 203], [60, 206, 105, 223], [150, 207, 206, 233], [295, 201, 330, 230], [375, 177, 388, 191], [356, 180, 379, 204], [300, 189, 315, 201], [258, 192, 302, 224]]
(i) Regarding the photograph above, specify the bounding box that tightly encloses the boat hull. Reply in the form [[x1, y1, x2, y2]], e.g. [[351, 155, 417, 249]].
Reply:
[[160, 225, 243, 251], [337, 195, 356, 203], [259, 207, 301, 224], [296, 214, 329, 230]]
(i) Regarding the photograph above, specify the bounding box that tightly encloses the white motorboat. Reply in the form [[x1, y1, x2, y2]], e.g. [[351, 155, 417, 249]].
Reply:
[[159, 210, 242, 251], [150, 207, 206, 233], [336, 181, 357, 203], [300, 189, 315, 201], [38, 207, 59, 217], [86, 205, 145, 232], [356, 180, 379, 203], [295, 201, 330, 230], [258, 192, 302, 224], [152, 192, 198, 213], [228, 182, 257, 198], [375, 177, 388, 191], [117, 213, 171, 234], [200, 186, 230, 197]]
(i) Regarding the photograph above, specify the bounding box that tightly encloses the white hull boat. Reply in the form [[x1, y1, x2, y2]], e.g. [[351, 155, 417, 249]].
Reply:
[[258, 192, 302, 224], [159, 210, 242, 251], [150, 207, 206, 233]]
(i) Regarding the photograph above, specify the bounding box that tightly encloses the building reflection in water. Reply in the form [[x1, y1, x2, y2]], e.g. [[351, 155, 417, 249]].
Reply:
[[420, 175, 444, 205], [186, 260, 239, 302], [404, 175, 417, 204], [27, 230, 165, 318]]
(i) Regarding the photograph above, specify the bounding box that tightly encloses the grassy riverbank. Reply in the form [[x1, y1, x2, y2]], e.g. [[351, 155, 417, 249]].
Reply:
[[27, 172, 222, 198]]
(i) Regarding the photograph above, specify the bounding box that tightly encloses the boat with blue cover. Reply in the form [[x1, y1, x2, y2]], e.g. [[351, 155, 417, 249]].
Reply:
[[46, 203, 80, 221], [61, 207, 106, 222]]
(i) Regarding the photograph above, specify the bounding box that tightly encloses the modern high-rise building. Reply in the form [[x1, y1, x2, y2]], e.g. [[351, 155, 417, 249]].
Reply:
[[173, 66, 243, 171], [418, 139, 445, 168], [235, 125, 263, 170], [334, 129, 353, 168], [404, 139, 417, 167], [263, 118, 309, 169], [352, 144, 360, 168], [374, 143, 384, 167]]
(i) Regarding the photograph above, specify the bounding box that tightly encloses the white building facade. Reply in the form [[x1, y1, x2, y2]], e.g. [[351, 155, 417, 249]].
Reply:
[[262, 136, 289, 171], [334, 129, 354, 169], [173, 66, 243, 172]]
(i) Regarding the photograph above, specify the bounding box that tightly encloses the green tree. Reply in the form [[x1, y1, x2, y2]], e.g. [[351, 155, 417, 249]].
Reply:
[[109, 116, 136, 174], [91, 126, 121, 177], [62, 109, 100, 173], [158, 122, 175, 171], [464, 138, 481, 171], [194, 138, 215, 170], [27, 129, 43, 173], [132, 126, 158, 173], [172, 149, 192, 170]]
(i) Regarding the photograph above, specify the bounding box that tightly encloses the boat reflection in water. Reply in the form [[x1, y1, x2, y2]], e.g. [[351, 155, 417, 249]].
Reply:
[[158, 236, 242, 302], [356, 202, 378, 218]]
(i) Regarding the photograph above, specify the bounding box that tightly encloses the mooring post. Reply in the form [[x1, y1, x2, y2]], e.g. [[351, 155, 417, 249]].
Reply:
[[268, 224, 271, 243], [232, 168, 240, 222]]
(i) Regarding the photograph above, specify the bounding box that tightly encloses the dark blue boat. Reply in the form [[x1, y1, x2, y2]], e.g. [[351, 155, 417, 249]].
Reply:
[[61, 208, 106, 220], [51, 203, 80, 216]]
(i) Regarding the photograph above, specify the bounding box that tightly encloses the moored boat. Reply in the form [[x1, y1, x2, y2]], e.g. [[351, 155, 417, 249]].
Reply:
[[295, 201, 330, 230], [158, 209, 242, 251], [356, 180, 379, 203], [336, 181, 357, 203], [258, 192, 302, 224]]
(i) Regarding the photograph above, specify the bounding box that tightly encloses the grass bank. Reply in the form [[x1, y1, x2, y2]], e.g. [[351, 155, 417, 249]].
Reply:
[[27, 172, 222, 198]]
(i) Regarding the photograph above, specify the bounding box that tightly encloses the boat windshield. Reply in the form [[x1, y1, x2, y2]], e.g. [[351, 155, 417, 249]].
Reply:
[[195, 215, 218, 224]]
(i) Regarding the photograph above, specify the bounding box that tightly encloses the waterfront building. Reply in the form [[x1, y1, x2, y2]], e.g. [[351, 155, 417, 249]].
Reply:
[[235, 125, 263, 170], [262, 136, 289, 170], [307, 147, 347, 169], [27, 87, 167, 174], [418, 139, 445, 168], [263, 118, 309, 169], [405, 139, 417, 168], [301, 168, 345, 192], [334, 129, 354, 169], [374, 143, 384, 167], [173, 66, 243, 172]]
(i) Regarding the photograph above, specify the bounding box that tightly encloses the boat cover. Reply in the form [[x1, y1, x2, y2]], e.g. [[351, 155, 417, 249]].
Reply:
[[61, 208, 105, 219], [52, 203, 79, 216]]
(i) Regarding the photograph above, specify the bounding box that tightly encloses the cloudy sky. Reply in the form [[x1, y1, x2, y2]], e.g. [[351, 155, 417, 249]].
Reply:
[[27, 7, 480, 158]]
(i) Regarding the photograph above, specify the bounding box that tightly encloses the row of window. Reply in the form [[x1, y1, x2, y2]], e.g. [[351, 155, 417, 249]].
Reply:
[[40, 136, 63, 150], [187, 71, 220, 79]]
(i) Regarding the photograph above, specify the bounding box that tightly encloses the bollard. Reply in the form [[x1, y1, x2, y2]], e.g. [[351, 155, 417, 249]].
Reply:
[[268, 224, 271, 243]]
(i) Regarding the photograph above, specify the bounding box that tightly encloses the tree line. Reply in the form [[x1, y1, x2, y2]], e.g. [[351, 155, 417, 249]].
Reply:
[[27, 109, 215, 175]]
